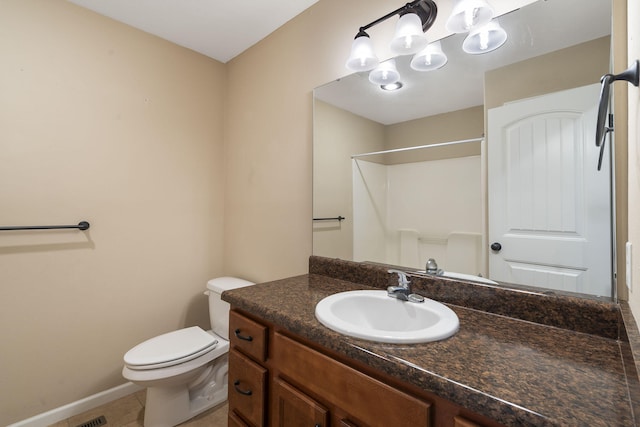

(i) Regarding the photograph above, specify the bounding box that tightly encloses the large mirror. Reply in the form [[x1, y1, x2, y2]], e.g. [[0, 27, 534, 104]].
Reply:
[[313, 0, 615, 298]]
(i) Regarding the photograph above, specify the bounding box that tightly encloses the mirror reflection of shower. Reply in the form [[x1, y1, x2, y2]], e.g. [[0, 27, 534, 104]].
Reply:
[[351, 139, 484, 276]]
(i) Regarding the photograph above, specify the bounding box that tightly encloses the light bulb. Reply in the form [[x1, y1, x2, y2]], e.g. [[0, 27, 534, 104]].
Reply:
[[381, 82, 403, 91], [390, 13, 428, 55], [345, 32, 379, 71], [410, 41, 448, 71], [369, 59, 400, 85], [480, 30, 489, 50], [446, 0, 495, 33], [464, 7, 479, 30], [462, 20, 507, 54]]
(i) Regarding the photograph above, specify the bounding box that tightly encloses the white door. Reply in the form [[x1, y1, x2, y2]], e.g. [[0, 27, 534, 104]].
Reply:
[[488, 84, 612, 296]]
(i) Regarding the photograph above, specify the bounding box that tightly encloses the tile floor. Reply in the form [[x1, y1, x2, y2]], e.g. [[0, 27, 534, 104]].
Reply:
[[48, 390, 228, 427]]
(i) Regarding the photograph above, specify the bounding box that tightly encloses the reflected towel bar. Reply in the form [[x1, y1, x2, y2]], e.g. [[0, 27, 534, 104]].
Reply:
[[313, 216, 345, 222], [0, 221, 90, 231]]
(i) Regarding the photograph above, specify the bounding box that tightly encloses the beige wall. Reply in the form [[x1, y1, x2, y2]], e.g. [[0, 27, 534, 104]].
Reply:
[[222, 0, 534, 282], [313, 100, 384, 260], [223, 0, 391, 282], [0, 1, 226, 424], [485, 37, 611, 109], [385, 106, 484, 163]]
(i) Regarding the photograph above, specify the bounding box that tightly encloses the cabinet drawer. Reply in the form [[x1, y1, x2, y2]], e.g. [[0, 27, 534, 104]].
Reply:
[[273, 332, 431, 427], [229, 348, 267, 427], [272, 377, 329, 427], [230, 310, 268, 362]]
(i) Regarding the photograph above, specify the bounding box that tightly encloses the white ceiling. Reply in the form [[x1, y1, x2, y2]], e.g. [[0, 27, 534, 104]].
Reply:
[[66, 0, 320, 63]]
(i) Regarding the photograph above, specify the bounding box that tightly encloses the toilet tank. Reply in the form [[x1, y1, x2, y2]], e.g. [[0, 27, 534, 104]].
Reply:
[[206, 277, 255, 340]]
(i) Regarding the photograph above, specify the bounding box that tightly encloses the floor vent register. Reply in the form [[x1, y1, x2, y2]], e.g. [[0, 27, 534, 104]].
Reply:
[[75, 415, 107, 427]]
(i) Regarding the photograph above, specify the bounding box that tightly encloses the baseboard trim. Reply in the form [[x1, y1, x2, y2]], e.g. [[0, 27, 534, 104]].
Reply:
[[8, 382, 143, 427]]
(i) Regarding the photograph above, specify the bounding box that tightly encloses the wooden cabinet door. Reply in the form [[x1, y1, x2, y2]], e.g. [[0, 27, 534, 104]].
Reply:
[[273, 377, 329, 427], [228, 410, 250, 427], [332, 407, 361, 427], [453, 416, 482, 427], [228, 349, 267, 427], [273, 332, 431, 427]]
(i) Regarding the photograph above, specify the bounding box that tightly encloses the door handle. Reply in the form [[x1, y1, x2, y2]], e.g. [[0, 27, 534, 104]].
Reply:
[[490, 242, 502, 252]]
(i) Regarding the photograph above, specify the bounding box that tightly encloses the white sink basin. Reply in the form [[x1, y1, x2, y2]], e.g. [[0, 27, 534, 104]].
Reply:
[[315, 290, 459, 344]]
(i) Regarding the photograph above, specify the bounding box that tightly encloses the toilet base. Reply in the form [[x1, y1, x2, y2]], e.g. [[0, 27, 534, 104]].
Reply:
[[142, 354, 229, 427], [144, 385, 227, 427]]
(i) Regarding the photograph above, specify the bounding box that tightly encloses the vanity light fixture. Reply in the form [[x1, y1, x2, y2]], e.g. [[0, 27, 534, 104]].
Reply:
[[346, 0, 505, 87], [445, 0, 495, 33], [462, 19, 507, 54], [345, 0, 437, 73]]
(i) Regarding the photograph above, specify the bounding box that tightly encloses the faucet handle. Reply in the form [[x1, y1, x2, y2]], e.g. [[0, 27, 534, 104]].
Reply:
[[387, 269, 410, 286]]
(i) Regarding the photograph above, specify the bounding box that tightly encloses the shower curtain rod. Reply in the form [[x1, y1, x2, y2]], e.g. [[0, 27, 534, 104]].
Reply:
[[351, 137, 483, 159]]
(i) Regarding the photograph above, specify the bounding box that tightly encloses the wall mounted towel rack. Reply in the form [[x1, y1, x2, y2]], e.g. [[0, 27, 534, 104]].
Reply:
[[313, 216, 345, 222], [0, 221, 90, 231]]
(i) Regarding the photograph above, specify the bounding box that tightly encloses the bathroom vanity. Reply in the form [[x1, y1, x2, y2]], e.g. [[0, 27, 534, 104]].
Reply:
[[223, 256, 639, 427]]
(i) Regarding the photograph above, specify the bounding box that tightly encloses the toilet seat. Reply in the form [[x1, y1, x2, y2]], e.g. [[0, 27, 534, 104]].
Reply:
[[124, 326, 217, 370]]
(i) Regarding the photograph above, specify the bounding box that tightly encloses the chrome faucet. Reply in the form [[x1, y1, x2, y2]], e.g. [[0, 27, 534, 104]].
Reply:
[[425, 258, 443, 276], [387, 269, 425, 303]]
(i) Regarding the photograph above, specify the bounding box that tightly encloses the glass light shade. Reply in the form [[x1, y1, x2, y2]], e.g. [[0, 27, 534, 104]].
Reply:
[[345, 34, 379, 71], [410, 41, 448, 71], [389, 13, 428, 55], [462, 20, 507, 54], [445, 0, 495, 33], [368, 59, 400, 85]]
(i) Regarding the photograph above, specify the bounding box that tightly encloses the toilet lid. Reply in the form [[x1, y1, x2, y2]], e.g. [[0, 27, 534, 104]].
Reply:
[[124, 326, 217, 369]]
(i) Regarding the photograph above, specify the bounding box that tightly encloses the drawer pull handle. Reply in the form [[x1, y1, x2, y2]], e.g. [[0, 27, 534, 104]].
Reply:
[[234, 329, 253, 341], [233, 380, 253, 396]]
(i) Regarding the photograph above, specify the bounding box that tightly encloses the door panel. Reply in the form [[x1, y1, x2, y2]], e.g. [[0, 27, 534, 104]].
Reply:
[[488, 84, 612, 296], [272, 377, 329, 427]]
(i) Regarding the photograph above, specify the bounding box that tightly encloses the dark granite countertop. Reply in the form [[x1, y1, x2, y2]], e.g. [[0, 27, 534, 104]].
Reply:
[[222, 258, 639, 427]]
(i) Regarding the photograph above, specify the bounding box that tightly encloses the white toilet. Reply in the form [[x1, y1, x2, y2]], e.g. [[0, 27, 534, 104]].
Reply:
[[122, 277, 254, 427]]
